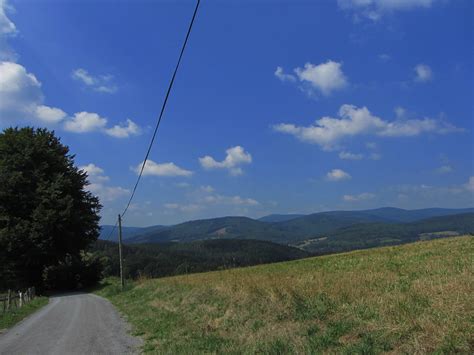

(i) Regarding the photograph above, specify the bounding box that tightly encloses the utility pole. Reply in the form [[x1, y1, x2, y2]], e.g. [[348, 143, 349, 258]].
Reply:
[[118, 214, 124, 291]]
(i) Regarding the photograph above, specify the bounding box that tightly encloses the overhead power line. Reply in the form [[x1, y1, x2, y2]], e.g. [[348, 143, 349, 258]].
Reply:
[[121, 0, 201, 220]]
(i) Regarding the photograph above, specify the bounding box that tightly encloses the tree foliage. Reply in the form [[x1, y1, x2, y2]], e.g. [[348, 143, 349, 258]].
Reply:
[[0, 127, 102, 290]]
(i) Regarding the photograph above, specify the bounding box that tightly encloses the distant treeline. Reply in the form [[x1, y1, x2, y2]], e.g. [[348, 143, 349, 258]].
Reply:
[[92, 239, 310, 279]]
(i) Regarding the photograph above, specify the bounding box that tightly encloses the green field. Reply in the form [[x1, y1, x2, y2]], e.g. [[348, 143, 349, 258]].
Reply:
[[97, 236, 473, 354], [0, 297, 49, 332]]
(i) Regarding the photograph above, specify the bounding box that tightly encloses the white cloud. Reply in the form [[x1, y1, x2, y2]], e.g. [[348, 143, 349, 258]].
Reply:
[[338, 0, 436, 21], [414, 64, 433, 82], [134, 160, 193, 177], [72, 68, 95, 86], [343, 192, 376, 201], [339, 151, 364, 160], [199, 146, 252, 176], [64, 111, 107, 133], [274, 104, 462, 150], [164, 203, 201, 213], [81, 163, 106, 178], [369, 152, 382, 160], [80, 163, 129, 202], [274, 66, 296, 82], [89, 184, 129, 202], [435, 165, 453, 174], [0, 62, 136, 136], [0, 2, 135, 136], [35, 105, 67, 123], [295, 61, 348, 96], [63, 112, 140, 137], [204, 194, 259, 206], [105, 119, 140, 138], [378, 53, 391, 61], [326, 169, 352, 181], [0, 61, 67, 124], [275, 60, 348, 96], [72, 68, 117, 94], [394, 106, 406, 119], [0, 0, 16, 36], [465, 176, 474, 192], [200, 185, 214, 193]]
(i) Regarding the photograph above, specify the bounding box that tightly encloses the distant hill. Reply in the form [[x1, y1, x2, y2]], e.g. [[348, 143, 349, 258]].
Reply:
[[297, 212, 474, 254], [258, 214, 306, 223], [126, 216, 287, 244], [114, 207, 474, 246], [352, 207, 474, 223], [99, 224, 166, 240]]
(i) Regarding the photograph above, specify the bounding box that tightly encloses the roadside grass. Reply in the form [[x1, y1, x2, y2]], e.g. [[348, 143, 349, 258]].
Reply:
[[96, 236, 474, 354], [0, 297, 48, 332]]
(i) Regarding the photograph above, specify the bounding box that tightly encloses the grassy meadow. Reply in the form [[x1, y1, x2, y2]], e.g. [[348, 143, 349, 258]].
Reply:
[[0, 297, 49, 332], [97, 236, 473, 354]]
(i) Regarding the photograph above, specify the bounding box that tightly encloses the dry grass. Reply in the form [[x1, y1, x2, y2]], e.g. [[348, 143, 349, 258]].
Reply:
[[97, 236, 474, 354]]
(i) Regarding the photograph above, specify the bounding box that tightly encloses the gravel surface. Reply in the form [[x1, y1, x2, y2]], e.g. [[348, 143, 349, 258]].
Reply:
[[0, 293, 142, 354]]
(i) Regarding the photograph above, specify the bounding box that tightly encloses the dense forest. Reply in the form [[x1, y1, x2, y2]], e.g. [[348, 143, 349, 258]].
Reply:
[[92, 239, 310, 279]]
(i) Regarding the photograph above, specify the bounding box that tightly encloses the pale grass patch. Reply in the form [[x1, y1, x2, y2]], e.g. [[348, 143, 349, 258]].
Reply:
[[100, 236, 474, 353]]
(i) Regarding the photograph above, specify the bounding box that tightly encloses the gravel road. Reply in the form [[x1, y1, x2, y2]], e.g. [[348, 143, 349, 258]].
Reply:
[[0, 293, 142, 354]]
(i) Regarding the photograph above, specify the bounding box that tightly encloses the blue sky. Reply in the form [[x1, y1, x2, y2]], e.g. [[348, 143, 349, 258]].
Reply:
[[0, 0, 473, 226]]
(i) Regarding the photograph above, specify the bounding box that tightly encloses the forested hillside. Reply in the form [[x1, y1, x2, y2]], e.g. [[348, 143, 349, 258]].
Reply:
[[122, 211, 474, 249], [92, 239, 309, 279]]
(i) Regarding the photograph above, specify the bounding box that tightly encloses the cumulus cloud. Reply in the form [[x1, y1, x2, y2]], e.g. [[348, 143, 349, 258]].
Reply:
[[369, 152, 382, 160], [0, 61, 67, 124], [204, 194, 259, 206], [465, 176, 474, 192], [164, 187, 259, 215], [0, 0, 16, 36], [0, 5, 137, 137], [199, 146, 252, 176], [72, 68, 117, 94], [275, 60, 348, 96], [414, 64, 433, 82], [0, 0, 17, 60], [295, 61, 348, 96], [35, 105, 67, 123], [339, 151, 364, 160], [200, 185, 214, 193], [343, 192, 376, 201], [326, 169, 351, 181], [274, 104, 462, 151], [80, 163, 129, 202], [274, 66, 296, 82], [62, 112, 140, 138], [338, 0, 436, 21], [64, 112, 107, 133], [164, 203, 201, 213], [0, 62, 138, 135], [435, 165, 453, 174], [134, 160, 193, 177], [105, 119, 140, 138]]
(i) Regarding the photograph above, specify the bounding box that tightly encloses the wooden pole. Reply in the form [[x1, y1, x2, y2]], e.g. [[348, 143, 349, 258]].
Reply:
[[7, 289, 11, 310], [118, 214, 125, 291]]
